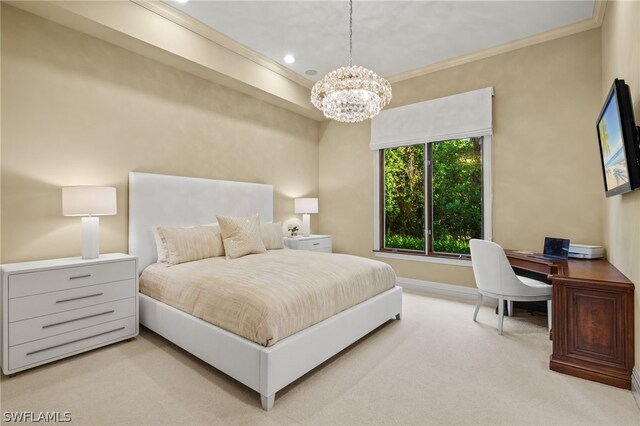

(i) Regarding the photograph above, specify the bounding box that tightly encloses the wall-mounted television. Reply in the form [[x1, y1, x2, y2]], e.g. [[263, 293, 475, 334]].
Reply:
[[596, 79, 640, 197]]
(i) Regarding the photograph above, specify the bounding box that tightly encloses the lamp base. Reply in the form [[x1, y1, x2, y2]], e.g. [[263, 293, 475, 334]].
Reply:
[[81, 216, 100, 259], [302, 214, 311, 237]]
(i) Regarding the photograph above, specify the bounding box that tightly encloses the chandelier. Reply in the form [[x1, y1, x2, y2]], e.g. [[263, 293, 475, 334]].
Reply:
[[310, 0, 392, 123]]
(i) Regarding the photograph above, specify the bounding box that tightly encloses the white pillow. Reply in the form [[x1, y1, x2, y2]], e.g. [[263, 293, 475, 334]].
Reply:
[[153, 227, 169, 263], [216, 214, 267, 259], [260, 222, 284, 250], [153, 225, 224, 265]]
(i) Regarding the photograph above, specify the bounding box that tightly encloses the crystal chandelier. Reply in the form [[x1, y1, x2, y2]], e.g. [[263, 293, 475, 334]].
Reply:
[[310, 0, 392, 123]]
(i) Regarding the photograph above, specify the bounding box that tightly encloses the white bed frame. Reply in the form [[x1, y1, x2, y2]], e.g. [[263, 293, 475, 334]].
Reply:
[[128, 172, 402, 411]]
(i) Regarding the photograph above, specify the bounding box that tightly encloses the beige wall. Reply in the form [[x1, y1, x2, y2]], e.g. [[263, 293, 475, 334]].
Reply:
[[0, 5, 319, 263], [600, 0, 640, 371], [319, 29, 603, 288]]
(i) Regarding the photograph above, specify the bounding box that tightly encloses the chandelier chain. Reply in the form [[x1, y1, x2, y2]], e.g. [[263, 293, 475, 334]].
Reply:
[[349, 0, 353, 67]]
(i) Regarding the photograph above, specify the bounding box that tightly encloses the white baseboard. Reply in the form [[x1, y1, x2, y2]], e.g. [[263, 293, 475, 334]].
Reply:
[[632, 367, 640, 410], [396, 277, 480, 302]]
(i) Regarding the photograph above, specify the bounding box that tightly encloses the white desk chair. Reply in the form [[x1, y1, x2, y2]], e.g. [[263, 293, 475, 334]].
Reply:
[[469, 239, 552, 335]]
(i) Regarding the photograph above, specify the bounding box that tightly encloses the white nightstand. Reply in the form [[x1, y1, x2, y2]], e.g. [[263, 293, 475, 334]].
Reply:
[[0, 253, 138, 375], [284, 235, 332, 253]]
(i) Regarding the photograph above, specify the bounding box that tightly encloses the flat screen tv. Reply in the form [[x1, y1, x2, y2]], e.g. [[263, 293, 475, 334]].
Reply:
[[596, 79, 640, 197]]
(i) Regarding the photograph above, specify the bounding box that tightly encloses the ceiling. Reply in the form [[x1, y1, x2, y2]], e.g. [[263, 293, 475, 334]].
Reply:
[[165, 0, 596, 82]]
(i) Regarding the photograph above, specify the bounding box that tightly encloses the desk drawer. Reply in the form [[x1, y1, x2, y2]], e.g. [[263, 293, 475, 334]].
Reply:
[[296, 238, 332, 251], [9, 260, 136, 298], [9, 298, 136, 347], [9, 280, 135, 322], [9, 317, 136, 372]]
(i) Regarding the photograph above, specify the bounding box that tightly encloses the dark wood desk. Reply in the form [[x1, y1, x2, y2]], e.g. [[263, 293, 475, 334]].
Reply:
[[505, 251, 635, 390]]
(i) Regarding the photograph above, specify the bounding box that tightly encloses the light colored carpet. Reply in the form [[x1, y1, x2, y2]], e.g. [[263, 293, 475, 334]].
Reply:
[[1, 290, 638, 425]]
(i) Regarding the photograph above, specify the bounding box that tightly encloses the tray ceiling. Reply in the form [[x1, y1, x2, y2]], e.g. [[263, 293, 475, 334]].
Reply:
[[165, 1, 596, 82]]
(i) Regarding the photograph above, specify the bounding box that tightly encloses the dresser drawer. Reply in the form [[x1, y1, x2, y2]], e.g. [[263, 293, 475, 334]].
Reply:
[[9, 316, 136, 372], [296, 238, 332, 251], [9, 259, 136, 299], [9, 298, 136, 347], [9, 280, 135, 322]]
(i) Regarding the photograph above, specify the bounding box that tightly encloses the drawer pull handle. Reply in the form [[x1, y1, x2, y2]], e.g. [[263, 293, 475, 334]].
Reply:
[[42, 310, 115, 329], [56, 293, 103, 304], [69, 274, 91, 280], [26, 326, 126, 356], [313, 243, 320, 246]]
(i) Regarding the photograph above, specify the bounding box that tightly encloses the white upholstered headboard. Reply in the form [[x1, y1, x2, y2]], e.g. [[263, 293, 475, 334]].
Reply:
[[128, 172, 273, 274]]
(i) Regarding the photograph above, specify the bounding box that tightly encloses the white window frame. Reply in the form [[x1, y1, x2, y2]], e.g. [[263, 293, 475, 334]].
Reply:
[[373, 136, 492, 266]]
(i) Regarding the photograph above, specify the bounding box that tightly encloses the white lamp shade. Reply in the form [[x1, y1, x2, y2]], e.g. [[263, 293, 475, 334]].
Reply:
[[294, 198, 318, 214], [62, 186, 117, 216]]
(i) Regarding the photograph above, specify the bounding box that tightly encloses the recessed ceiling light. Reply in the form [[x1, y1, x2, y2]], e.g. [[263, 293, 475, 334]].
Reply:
[[305, 69, 318, 76], [175, 0, 189, 3], [283, 55, 295, 64]]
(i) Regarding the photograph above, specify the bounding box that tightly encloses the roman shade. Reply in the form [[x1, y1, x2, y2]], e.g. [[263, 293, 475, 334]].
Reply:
[[370, 87, 494, 150]]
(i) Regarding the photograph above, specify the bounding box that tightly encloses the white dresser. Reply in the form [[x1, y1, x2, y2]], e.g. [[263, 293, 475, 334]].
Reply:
[[1, 253, 138, 375], [284, 235, 332, 253]]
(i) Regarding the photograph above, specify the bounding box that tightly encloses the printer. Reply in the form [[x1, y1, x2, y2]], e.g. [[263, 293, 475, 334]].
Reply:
[[568, 244, 605, 259]]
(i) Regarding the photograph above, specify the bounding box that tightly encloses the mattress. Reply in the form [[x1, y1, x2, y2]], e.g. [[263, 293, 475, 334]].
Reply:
[[139, 249, 396, 346]]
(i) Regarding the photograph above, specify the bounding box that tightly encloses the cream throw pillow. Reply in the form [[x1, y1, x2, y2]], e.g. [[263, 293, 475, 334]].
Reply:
[[260, 222, 284, 250], [216, 214, 267, 259], [153, 225, 225, 265]]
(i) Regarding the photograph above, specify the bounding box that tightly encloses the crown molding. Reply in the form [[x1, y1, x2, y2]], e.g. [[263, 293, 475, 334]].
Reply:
[[132, 0, 314, 90], [387, 1, 607, 84], [593, 0, 607, 26], [135, 1, 608, 87]]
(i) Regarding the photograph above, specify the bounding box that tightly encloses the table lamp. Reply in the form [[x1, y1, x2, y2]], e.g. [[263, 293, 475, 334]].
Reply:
[[62, 186, 117, 259], [294, 198, 318, 237]]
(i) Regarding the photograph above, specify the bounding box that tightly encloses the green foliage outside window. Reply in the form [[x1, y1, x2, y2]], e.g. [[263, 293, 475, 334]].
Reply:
[[383, 138, 482, 255], [431, 139, 482, 254], [384, 145, 425, 251]]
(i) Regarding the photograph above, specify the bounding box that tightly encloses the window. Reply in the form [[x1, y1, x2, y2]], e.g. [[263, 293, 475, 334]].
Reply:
[[380, 137, 486, 258], [370, 87, 493, 263]]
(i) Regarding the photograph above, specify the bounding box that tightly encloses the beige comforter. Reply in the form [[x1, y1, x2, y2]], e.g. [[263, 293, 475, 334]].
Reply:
[[140, 250, 396, 346]]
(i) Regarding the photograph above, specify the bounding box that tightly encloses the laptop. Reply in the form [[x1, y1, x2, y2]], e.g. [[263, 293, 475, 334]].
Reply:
[[529, 237, 570, 260]]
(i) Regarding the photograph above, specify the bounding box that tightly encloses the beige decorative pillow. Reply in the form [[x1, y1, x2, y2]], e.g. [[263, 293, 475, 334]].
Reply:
[[260, 222, 284, 250], [216, 214, 267, 259], [153, 225, 225, 265]]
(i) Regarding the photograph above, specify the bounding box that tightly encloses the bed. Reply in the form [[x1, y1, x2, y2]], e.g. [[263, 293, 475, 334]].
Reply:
[[128, 172, 402, 410]]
